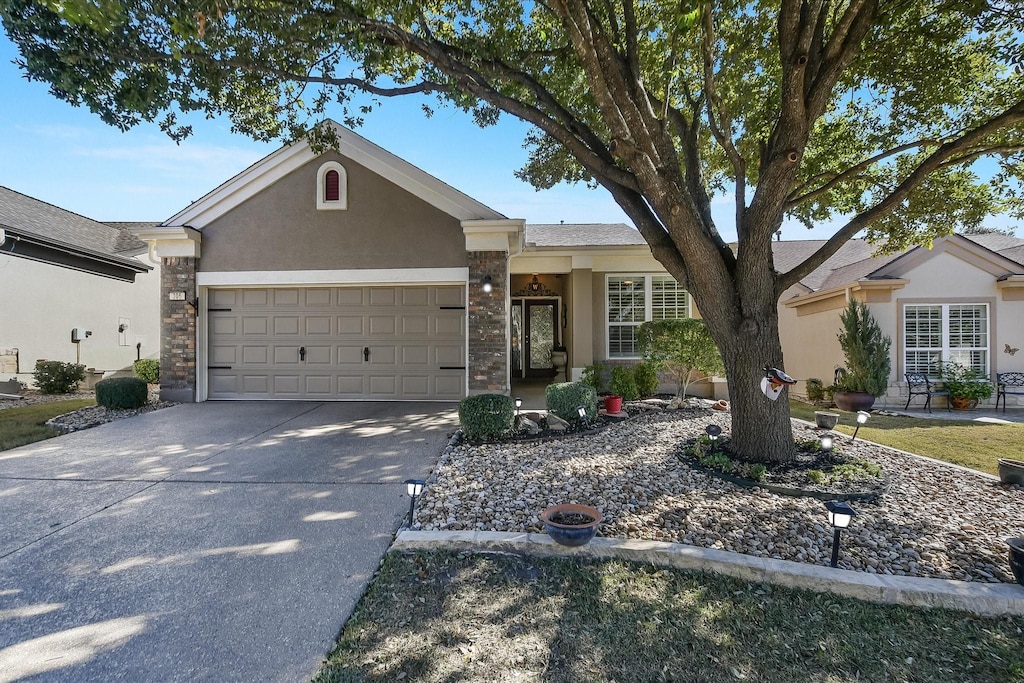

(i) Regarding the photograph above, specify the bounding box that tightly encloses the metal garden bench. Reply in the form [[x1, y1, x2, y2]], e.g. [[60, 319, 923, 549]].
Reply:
[[996, 372, 1024, 412], [904, 372, 950, 413]]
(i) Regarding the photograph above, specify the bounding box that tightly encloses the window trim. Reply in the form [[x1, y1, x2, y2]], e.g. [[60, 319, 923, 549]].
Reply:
[[316, 161, 348, 210], [900, 299, 994, 378], [605, 273, 691, 359]]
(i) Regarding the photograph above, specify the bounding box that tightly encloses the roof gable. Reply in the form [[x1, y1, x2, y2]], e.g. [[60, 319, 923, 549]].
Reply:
[[869, 234, 1024, 280], [164, 121, 506, 228]]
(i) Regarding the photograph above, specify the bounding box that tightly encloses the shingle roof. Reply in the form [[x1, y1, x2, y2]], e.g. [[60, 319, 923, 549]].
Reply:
[[104, 221, 161, 255], [525, 223, 648, 248], [0, 186, 148, 259]]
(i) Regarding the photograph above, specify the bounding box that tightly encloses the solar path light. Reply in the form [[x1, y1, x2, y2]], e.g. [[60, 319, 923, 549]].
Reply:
[[825, 500, 857, 568]]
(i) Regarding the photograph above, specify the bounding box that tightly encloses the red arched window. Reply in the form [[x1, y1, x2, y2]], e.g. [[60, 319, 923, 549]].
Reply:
[[324, 169, 340, 202]]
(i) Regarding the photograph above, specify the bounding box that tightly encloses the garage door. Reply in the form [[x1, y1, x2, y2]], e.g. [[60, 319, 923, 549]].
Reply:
[[206, 286, 466, 400]]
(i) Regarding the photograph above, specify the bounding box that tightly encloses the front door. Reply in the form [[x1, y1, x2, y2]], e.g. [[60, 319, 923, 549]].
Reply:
[[524, 301, 557, 378]]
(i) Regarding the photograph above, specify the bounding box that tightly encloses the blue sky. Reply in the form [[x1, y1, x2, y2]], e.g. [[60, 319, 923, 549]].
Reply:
[[0, 32, 1016, 240]]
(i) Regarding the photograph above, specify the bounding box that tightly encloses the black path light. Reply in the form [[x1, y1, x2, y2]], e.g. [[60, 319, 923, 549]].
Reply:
[[514, 396, 522, 419], [825, 500, 857, 568], [404, 479, 426, 527], [576, 404, 588, 427], [705, 424, 722, 442], [819, 434, 834, 452], [851, 410, 870, 442]]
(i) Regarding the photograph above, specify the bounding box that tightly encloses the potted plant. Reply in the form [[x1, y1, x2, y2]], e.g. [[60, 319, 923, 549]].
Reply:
[[997, 458, 1024, 485], [606, 365, 638, 413], [833, 301, 891, 412], [940, 362, 993, 410], [540, 504, 603, 546]]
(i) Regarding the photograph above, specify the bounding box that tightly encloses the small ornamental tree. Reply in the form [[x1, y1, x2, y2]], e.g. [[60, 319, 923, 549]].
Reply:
[[836, 301, 892, 397], [638, 319, 724, 399]]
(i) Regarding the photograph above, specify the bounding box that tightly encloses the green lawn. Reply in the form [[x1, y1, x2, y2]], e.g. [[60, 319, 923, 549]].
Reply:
[[0, 399, 96, 451], [789, 400, 1021, 475], [315, 551, 1024, 682]]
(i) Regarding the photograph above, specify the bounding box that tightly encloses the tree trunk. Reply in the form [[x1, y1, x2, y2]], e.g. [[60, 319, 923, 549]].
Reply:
[[717, 322, 797, 463]]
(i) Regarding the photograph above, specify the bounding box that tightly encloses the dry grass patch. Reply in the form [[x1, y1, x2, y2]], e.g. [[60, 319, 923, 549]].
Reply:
[[315, 551, 1024, 682]]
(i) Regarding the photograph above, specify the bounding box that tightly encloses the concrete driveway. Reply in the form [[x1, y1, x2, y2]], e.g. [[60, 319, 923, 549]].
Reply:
[[0, 401, 457, 682]]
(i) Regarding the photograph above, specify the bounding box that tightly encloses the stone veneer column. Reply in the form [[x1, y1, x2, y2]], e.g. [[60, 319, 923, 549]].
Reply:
[[160, 256, 197, 402], [467, 251, 509, 394]]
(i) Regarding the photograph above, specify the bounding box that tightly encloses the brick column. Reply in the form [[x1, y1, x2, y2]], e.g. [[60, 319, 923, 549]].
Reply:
[[467, 251, 509, 394], [160, 256, 197, 402]]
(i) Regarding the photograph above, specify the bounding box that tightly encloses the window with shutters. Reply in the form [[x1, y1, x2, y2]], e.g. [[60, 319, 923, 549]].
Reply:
[[606, 274, 691, 358], [316, 161, 347, 210], [903, 303, 989, 377]]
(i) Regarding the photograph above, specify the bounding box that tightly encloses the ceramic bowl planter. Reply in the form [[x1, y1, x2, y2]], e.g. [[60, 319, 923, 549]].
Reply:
[[950, 396, 979, 411], [1007, 538, 1024, 587], [540, 503, 602, 547], [833, 391, 876, 412], [997, 459, 1024, 486], [814, 411, 840, 430]]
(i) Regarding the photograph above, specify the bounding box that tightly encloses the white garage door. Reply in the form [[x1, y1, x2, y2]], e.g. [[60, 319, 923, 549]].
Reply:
[[206, 285, 466, 400]]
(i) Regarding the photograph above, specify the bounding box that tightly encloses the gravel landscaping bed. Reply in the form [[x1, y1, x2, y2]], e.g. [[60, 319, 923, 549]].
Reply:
[[417, 409, 1024, 584], [44, 389, 176, 432], [0, 390, 96, 411]]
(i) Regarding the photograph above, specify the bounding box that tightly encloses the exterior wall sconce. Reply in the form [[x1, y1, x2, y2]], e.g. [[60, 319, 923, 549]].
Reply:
[[825, 500, 857, 568], [482, 275, 493, 293]]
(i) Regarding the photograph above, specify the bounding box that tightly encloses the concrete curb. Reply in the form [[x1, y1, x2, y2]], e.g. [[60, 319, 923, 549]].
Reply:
[[392, 530, 1024, 617]]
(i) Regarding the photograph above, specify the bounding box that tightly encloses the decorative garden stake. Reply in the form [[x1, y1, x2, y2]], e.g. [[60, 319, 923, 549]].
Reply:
[[851, 411, 870, 442], [825, 500, 857, 568], [404, 479, 425, 527]]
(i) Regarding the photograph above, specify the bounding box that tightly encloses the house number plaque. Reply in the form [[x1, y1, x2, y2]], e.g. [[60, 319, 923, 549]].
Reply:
[[168, 291, 186, 301]]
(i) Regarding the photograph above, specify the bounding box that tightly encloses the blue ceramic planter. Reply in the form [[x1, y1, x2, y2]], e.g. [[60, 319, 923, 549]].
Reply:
[[540, 504, 602, 547]]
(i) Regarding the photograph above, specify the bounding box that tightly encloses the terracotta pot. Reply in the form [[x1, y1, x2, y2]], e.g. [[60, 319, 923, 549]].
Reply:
[[1007, 538, 1024, 587], [833, 391, 876, 412], [998, 459, 1024, 486], [950, 396, 978, 411], [604, 395, 623, 413], [540, 504, 603, 547]]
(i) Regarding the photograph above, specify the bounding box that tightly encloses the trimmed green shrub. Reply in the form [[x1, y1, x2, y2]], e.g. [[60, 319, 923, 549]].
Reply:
[[133, 358, 160, 384], [637, 318, 724, 398], [610, 366, 639, 401], [458, 394, 515, 440], [33, 360, 86, 394], [633, 362, 659, 398], [96, 377, 149, 409], [805, 378, 825, 402], [580, 362, 604, 393], [545, 381, 598, 422]]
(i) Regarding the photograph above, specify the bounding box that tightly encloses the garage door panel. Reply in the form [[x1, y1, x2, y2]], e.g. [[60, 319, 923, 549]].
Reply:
[[210, 346, 238, 365], [368, 316, 396, 335], [305, 376, 332, 394], [242, 290, 269, 306], [242, 317, 268, 335], [304, 346, 332, 364], [305, 316, 331, 335], [207, 285, 466, 400], [241, 346, 267, 364]]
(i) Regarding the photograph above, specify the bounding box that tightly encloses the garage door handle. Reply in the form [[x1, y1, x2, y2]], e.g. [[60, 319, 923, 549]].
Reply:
[[363, 347, 370, 362], [299, 346, 306, 361]]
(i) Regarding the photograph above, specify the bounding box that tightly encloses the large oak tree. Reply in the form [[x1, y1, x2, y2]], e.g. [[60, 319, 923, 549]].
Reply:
[[5, 0, 1021, 461]]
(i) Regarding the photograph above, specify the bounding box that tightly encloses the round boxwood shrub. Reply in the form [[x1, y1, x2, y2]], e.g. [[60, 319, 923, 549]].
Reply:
[[96, 377, 149, 409], [133, 358, 160, 384], [458, 394, 515, 441], [32, 360, 86, 394], [545, 381, 598, 422]]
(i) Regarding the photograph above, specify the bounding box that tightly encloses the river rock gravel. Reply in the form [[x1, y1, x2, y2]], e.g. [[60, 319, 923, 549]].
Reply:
[[416, 408, 1023, 584]]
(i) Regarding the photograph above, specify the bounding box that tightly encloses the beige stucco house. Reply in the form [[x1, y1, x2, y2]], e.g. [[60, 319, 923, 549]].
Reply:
[[0, 186, 161, 386], [134, 122, 1024, 407]]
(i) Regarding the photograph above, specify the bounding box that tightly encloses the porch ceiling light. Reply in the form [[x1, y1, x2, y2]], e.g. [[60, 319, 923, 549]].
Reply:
[[482, 275, 493, 293]]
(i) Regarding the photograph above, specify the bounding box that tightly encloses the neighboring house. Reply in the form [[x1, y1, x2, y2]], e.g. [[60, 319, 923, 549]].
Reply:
[[134, 121, 1022, 406], [777, 234, 1024, 407], [0, 186, 161, 384]]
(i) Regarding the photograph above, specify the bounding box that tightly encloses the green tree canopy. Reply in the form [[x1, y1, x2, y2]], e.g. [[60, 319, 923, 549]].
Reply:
[[5, 0, 1021, 461]]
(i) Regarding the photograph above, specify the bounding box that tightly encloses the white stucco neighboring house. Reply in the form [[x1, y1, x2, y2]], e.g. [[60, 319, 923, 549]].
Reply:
[[0, 186, 162, 386]]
